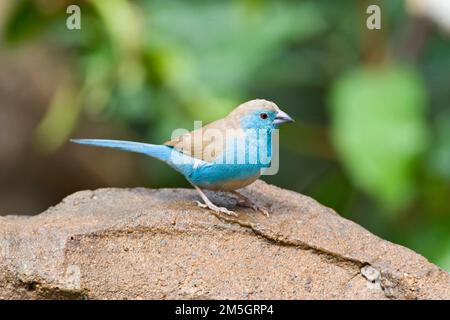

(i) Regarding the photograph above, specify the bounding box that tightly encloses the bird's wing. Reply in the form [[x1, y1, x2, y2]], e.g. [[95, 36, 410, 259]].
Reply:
[[164, 118, 231, 162]]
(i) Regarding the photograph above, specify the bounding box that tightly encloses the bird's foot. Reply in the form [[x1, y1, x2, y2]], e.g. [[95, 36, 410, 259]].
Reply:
[[254, 204, 270, 217], [191, 184, 238, 217], [195, 201, 238, 217], [245, 202, 270, 217], [230, 191, 270, 217]]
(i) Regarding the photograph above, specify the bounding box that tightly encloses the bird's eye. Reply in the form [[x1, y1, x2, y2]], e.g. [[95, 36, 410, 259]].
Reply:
[[260, 113, 268, 120]]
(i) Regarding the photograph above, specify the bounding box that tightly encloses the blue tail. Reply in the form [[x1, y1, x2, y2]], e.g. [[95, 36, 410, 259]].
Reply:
[[70, 139, 172, 162]]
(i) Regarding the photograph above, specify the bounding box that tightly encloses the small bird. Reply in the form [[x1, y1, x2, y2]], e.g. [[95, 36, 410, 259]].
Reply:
[[71, 99, 294, 217]]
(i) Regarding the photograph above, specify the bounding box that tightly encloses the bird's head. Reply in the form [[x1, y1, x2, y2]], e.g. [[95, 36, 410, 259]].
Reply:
[[230, 99, 294, 130]]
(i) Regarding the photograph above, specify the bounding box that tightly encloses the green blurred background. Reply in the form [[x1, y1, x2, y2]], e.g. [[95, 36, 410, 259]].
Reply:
[[0, 0, 449, 270]]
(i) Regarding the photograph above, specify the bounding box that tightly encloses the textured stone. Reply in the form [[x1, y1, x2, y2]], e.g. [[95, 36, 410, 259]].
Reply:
[[0, 180, 449, 299]]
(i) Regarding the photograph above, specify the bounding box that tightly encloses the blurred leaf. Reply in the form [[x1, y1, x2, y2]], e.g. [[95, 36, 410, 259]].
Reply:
[[429, 110, 450, 180], [34, 85, 82, 152], [146, 1, 327, 95], [330, 66, 429, 212], [438, 248, 450, 272], [406, 223, 450, 271], [90, 0, 148, 120], [81, 46, 115, 116], [3, 0, 52, 43], [91, 0, 142, 57]]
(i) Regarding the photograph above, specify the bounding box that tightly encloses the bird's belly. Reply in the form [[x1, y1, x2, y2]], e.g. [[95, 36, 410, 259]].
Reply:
[[189, 164, 261, 191], [204, 174, 260, 191]]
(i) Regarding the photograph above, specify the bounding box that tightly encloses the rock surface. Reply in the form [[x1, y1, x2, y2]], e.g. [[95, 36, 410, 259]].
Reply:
[[0, 180, 449, 299]]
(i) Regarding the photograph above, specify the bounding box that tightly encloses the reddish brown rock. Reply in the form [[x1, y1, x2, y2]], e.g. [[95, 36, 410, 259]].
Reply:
[[0, 180, 449, 299]]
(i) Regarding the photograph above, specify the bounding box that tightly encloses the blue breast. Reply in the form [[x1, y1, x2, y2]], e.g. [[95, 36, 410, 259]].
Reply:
[[185, 128, 273, 189]]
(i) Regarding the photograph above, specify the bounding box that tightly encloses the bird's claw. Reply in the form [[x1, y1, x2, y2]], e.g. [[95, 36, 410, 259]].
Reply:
[[234, 197, 270, 217], [195, 201, 238, 217], [245, 203, 270, 217], [252, 205, 270, 217]]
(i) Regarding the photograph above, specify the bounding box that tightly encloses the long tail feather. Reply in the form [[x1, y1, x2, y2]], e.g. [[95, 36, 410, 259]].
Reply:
[[70, 139, 171, 161]]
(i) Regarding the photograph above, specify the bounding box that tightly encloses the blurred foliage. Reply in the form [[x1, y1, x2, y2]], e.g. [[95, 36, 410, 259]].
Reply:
[[330, 66, 428, 212], [1, 0, 450, 270]]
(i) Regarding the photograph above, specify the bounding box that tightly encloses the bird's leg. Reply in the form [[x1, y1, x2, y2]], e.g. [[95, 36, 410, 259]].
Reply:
[[229, 190, 270, 217], [192, 185, 238, 217]]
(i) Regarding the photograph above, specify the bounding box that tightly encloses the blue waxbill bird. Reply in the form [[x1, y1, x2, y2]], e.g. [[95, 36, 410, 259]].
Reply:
[[71, 99, 294, 217]]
